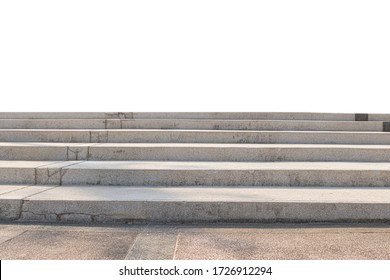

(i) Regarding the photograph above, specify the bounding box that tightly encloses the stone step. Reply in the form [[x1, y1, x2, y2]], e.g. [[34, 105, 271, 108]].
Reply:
[[3, 143, 390, 162], [2, 160, 390, 187], [0, 119, 384, 131], [1, 185, 390, 223], [1, 129, 390, 144], [133, 112, 358, 120], [1, 112, 389, 121], [0, 112, 133, 119]]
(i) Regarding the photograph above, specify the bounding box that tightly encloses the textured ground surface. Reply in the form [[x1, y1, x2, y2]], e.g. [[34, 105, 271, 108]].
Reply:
[[1, 222, 390, 260]]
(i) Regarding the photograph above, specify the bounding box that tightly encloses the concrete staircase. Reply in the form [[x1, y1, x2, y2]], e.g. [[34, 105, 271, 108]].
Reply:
[[1, 112, 390, 224]]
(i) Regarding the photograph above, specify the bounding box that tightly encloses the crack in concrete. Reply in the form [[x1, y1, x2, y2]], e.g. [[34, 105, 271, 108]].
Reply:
[[0, 229, 27, 246], [0, 185, 33, 197], [22, 185, 59, 200], [124, 224, 150, 259], [172, 232, 181, 260], [67, 147, 81, 161]]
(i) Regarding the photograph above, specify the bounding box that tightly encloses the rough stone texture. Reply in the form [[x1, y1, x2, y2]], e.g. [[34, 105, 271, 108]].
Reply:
[[132, 112, 356, 121], [11, 186, 390, 223], [0, 230, 138, 260], [0, 225, 26, 244], [2, 112, 390, 226], [4, 143, 390, 162], [0, 112, 133, 119], [58, 161, 390, 187], [0, 199, 22, 220], [0, 161, 54, 184], [3, 129, 390, 144], [35, 161, 83, 185], [126, 231, 178, 260], [1, 223, 390, 260], [87, 143, 390, 162], [0, 130, 90, 143], [121, 119, 382, 131], [175, 230, 390, 259], [0, 185, 30, 195]]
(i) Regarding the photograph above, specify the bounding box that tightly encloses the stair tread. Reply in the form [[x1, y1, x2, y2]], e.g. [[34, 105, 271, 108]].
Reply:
[[1, 184, 390, 203], [3, 160, 390, 170]]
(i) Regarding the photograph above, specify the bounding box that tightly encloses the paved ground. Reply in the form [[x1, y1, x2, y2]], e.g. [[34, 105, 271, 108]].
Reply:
[[1, 222, 390, 260]]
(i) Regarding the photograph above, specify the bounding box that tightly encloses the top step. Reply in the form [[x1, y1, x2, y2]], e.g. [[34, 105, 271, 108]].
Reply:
[[0, 112, 389, 121]]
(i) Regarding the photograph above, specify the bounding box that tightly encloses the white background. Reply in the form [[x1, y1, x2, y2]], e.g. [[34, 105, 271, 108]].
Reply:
[[2, 260, 390, 280], [0, 1, 389, 112]]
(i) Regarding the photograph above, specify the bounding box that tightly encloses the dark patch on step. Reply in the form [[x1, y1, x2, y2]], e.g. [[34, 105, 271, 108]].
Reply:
[[383, 122, 390, 132], [355, 114, 368, 121]]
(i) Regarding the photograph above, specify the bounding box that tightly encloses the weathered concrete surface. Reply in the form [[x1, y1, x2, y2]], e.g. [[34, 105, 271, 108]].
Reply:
[[59, 161, 390, 187], [132, 112, 357, 121], [175, 226, 390, 259], [0, 185, 386, 223], [0, 161, 57, 184], [121, 119, 382, 131], [125, 229, 178, 260], [1, 112, 390, 228], [0, 119, 383, 131], [0, 119, 120, 129], [0, 223, 390, 260], [3, 160, 390, 187], [0, 112, 389, 121], [2, 129, 390, 144], [0, 143, 93, 161], [0, 185, 58, 220], [5, 143, 390, 162], [0, 228, 138, 260], [0, 112, 133, 119], [0, 130, 91, 143], [87, 143, 390, 162]]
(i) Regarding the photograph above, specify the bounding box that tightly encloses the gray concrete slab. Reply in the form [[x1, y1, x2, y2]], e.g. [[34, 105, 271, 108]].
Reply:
[[3, 129, 390, 144], [0, 130, 91, 142], [8, 185, 390, 223], [1, 223, 390, 260], [0, 185, 30, 195], [0, 161, 77, 184], [0, 143, 96, 161], [0, 112, 133, 119], [125, 230, 178, 260], [0, 226, 26, 244], [6, 160, 390, 187], [132, 112, 356, 121], [5, 143, 390, 162], [87, 143, 390, 162], [0, 161, 57, 184], [0, 185, 57, 199], [174, 230, 390, 259], [0, 229, 138, 260], [121, 119, 382, 131], [22, 185, 390, 203], [0, 119, 108, 129], [58, 161, 390, 187]]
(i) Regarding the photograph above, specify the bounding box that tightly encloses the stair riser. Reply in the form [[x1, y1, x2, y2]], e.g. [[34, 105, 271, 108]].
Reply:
[[2, 146, 390, 162], [15, 201, 390, 223], [2, 130, 390, 144], [2, 168, 390, 187], [0, 112, 133, 119], [0, 119, 382, 131], [59, 169, 390, 187]]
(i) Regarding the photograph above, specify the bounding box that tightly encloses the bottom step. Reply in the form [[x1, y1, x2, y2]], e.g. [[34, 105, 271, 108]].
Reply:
[[1, 185, 390, 223]]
